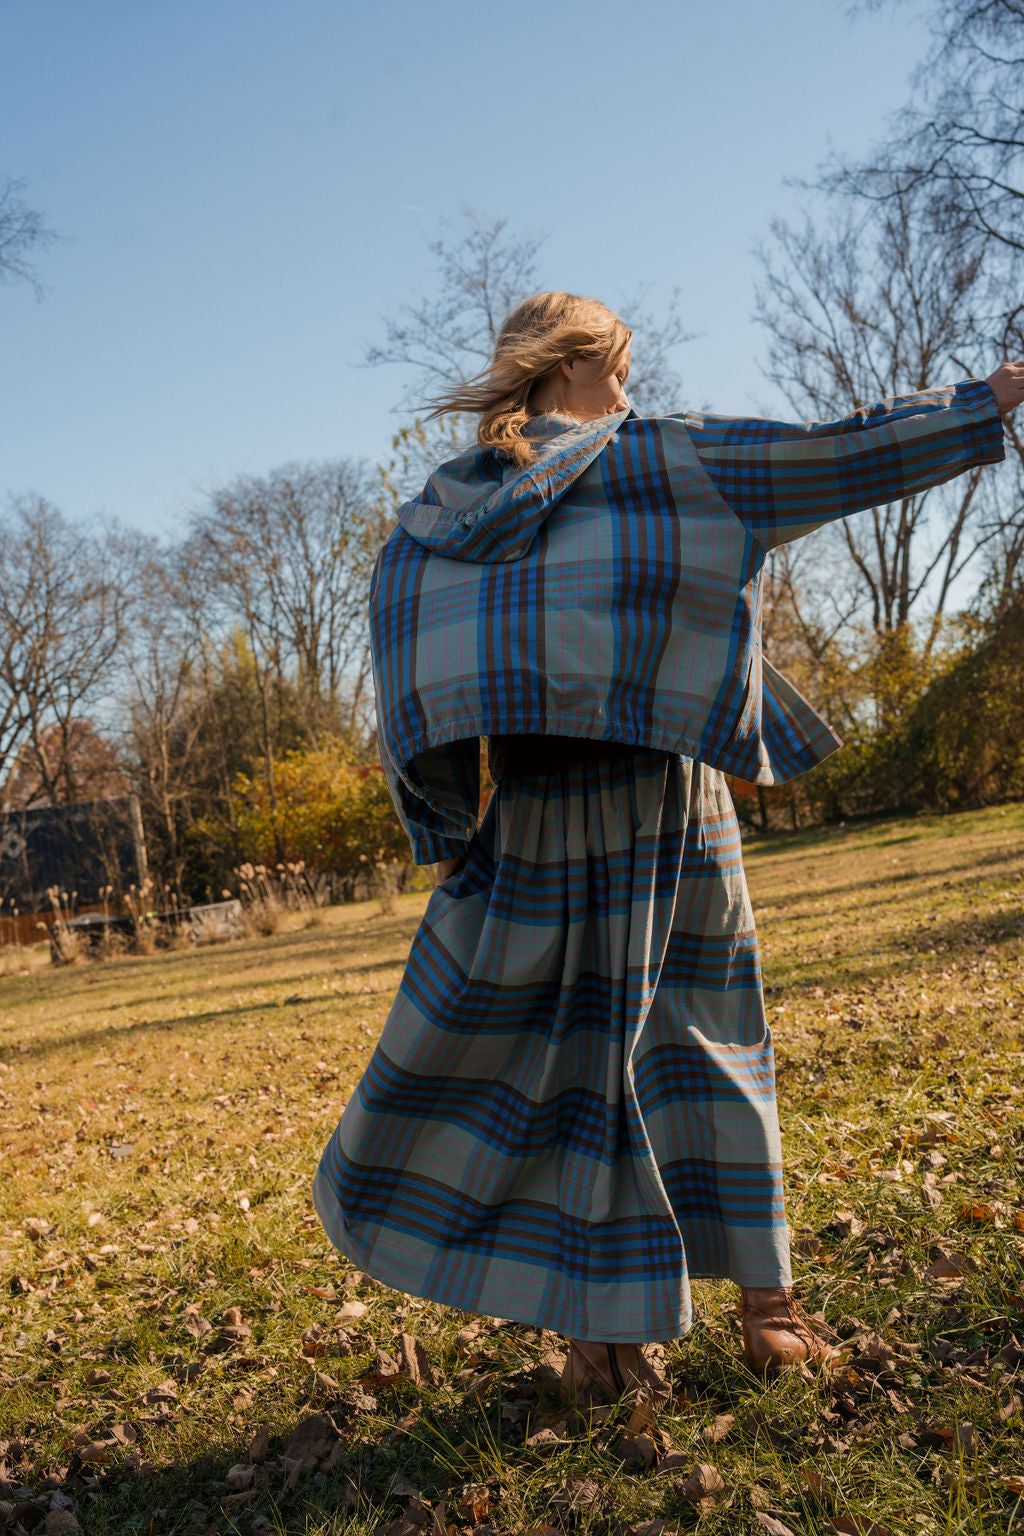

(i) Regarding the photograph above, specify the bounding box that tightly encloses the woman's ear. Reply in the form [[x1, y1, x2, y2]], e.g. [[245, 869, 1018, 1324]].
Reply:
[[558, 358, 576, 382]]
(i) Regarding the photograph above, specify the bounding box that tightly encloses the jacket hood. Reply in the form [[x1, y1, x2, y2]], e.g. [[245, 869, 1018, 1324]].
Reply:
[[395, 407, 632, 563]]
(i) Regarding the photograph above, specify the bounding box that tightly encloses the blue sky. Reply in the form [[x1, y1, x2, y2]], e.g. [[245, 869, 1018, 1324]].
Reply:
[[2, 0, 929, 537]]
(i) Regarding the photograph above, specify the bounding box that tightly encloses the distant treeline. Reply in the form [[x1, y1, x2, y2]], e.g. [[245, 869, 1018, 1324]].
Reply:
[[3, 0, 1024, 898]]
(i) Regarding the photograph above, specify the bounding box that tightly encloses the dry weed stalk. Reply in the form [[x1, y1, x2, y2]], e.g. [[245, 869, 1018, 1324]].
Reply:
[[123, 877, 159, 954], [234, 860, 324, 936], [359, 853, 402, 917], [46, 887, 83, 966]]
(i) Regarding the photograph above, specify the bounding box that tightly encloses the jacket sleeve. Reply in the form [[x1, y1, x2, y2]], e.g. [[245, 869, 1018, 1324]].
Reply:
[[680, 379, 1005, 550], [378, 730, 480, 866]]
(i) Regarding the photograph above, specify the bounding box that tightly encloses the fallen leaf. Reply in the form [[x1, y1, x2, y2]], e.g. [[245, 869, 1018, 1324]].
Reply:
[[303, 1369, 342, 1400], [456, 1484, 491, 1524], [142, 1378, 178, 1404], [301, 1324, 327, 1357], [224, 1463, 255, 1491], [853, 1331, 896, 1367], [926, 1250, 970, 1280], [623, 1399, 658, 1437], [919, 1421, 976, 1454], [548, 1477, 602, 1510], [958, 1201, 1006, 1224], [282, 1413, 341, 1469], [679, 1462, 731, 1507], [802, 1466, 835, 1508], [42, 1512, 82, 1536], [9, 1505, 44, 1532], [954, 1423, 977, 1454], [701, 1411, 736, 1443], [619, 1428, 659, 1468], [997, 1339, 1024, 1367], [217, 1323, 252, 1345], [76, 1440, 115, 1465], [173, 1359, 207, 1384], [247, 1423, 271, 1462], [397, 1331, 437, 1385], [525, 1428, 562, 1451], [819, 1211, 866, 1240], [827, 1519, 895, 1536], [754, 1515, 798, 1536], [335, 1298, 367, 1322]]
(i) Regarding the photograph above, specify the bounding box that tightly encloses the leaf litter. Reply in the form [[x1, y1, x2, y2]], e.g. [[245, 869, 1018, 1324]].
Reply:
[[3, 806, 1024, 1532]]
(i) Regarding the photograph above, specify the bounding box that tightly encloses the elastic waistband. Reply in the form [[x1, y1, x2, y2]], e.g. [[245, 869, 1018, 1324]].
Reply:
[[487, 733, 671, 783]]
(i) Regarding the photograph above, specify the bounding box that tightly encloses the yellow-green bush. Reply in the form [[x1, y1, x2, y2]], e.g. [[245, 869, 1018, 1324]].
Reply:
[[734, 601, 1024, 832], [231, 739, 409, 889]]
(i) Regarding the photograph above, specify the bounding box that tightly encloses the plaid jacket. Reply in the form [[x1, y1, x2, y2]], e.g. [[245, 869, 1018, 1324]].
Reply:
[[371, 379, 1004, 863]]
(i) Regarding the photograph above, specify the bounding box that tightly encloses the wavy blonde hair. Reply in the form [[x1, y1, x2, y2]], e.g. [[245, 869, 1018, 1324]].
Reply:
[[427, 292, 632, 467]]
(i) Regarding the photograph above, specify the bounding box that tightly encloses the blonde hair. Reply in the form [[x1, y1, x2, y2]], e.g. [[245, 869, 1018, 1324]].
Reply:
[[428, 291, 632, 468]]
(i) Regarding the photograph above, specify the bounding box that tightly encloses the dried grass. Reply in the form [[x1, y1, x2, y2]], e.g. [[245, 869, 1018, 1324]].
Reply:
[[0, 942, 48, 977], [3, 808, 1024, 1535]]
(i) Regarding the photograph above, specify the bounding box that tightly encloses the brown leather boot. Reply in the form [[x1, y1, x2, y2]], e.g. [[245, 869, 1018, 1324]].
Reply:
[[558, 1338, 671, 1407], [739, 1286, 842, 1373]]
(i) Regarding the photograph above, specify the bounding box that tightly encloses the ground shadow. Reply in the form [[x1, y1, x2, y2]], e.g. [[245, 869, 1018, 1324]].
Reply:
[[771, 901, 1024, 997], [1, 1348, 605, 1536], [0, 997, 299, 1064], [751, 843, 1023, 916]]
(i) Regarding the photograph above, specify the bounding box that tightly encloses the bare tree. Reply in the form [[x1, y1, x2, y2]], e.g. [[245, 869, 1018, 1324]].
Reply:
[[184, 458, 386, 808], [843, 1, 1024, 254], [368, 207, 694, 500], [0, 498, 136, 805], [756, 183, 992, 658], [366, 209, 546, 409], [120, 548, 214, 895], [0, 177, 58, 296]]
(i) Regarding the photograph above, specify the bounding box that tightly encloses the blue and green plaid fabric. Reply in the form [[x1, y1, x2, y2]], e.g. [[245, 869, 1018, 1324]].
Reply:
[[315, 753, 790, 1342], [371, 380, 1002, 863]]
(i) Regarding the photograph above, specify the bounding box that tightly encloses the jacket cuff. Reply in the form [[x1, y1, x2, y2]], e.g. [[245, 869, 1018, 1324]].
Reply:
[[409, 830, 472, 866], [958, 378, 1007, 459]]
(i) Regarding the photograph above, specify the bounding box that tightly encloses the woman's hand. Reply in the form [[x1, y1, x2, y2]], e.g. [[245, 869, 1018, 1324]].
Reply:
[[434, 854, 465, 885], [985, 360, 1024, 414]]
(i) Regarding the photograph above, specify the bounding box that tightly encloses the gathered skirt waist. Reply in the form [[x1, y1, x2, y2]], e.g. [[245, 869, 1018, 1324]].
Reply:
[[487, 732, 672, 783]]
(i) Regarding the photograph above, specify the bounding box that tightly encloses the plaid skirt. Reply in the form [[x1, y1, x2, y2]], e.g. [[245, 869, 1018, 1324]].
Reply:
[[313, 751, 791, 1343]]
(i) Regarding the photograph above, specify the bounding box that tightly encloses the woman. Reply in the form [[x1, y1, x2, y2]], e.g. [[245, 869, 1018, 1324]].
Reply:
[[314, 292, 1022, 1405]]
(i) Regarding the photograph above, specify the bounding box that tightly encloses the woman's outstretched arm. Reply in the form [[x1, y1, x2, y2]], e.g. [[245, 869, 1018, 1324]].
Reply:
[[679, 368, 1022, 550]]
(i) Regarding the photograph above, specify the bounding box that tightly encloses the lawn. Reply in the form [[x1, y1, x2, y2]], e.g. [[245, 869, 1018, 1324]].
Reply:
[[1, 803, 1023, 1536]]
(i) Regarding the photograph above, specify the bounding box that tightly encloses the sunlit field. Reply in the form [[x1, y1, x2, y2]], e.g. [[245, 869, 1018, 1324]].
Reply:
[[2, 803, 1023, 1536]]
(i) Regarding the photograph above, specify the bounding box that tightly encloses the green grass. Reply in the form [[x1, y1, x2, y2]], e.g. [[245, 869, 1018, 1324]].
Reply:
[[2, 803, 1023, 1535]]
